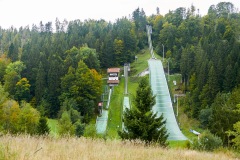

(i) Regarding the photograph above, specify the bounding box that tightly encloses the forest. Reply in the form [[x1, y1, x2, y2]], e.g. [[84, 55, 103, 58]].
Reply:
[[0, 1, 240, 149]]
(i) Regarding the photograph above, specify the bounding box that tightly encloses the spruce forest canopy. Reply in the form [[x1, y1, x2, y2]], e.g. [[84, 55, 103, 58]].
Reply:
[[0, 2, 240, 144]]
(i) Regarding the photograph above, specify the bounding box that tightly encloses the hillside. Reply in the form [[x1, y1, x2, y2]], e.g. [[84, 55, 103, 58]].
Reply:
[[1, 2, 240, 158], [0, 135, 238, 160]]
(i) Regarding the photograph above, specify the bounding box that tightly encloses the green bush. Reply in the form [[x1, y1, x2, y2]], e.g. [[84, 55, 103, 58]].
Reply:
[[191, 130, 223, 151], [199, 108, 212, 128], [83, 124, 97, 138], [75, 121, 85, 137], [227, 121, 240, 151], [58, 111, 75, 136]]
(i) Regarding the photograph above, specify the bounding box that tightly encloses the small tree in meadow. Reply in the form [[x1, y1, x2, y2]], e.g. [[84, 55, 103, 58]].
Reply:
[[37, 117, 50, 135], [58, 111, 75, 136]]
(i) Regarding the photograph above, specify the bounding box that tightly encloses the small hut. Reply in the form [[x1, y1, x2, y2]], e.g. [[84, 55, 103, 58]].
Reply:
[[107, 68, 120, 86]]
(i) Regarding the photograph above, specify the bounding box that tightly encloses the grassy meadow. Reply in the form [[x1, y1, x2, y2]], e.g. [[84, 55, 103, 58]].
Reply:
[[0, 134, 238, 160], [47, 119, 59, 137]]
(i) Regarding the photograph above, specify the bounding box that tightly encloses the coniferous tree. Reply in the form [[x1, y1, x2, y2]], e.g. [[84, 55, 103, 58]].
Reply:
[[47, 54, 63, 117], [37, 117, 50, 135], [119, 77, 168, 146], [100, 34, 114, 68], [75, 120, 85, 137], [8, 43, 18, 61], [35, 62, 46, 104]]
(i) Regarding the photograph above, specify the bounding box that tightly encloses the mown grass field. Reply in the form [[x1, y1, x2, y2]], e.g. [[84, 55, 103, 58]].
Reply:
[[106, 79, 124, 138], [130, 49, 161, 76], [105, 49, 152, 138]]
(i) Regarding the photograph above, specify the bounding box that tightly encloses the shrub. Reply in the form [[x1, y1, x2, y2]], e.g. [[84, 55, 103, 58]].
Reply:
[[58, 111, 75, 136], [227, 121, 240, 151], [75, 121, 85, 137], [191, 130, 223, 151], [84, 124, 97, 138]]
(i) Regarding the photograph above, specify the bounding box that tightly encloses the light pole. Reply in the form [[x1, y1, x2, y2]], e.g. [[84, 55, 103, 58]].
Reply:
[[174, 94, 186, 117], [174, 94, 179, 116], [162, 44, 164, 61], [177, 96, 179, 117], [167, 60, 169, 81]]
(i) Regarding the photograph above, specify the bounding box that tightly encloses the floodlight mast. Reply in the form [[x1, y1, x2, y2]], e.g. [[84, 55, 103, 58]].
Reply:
[[124, 64, 128, 95]]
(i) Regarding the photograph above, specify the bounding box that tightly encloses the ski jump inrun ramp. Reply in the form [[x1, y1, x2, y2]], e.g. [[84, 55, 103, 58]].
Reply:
[[148, 59, 187, 140], [146, 25, 186, 140]]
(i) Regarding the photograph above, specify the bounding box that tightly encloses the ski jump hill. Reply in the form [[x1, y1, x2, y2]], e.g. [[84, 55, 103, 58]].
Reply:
[[148, 59, 187, 140], [96, 25, 188, 141], [147, 25, 187, 140]]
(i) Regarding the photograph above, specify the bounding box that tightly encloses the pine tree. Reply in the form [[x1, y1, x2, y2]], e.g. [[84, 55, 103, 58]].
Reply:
[[118, 77, 168, 146], [74, 120, 85, 137], [35, 62, 46, 104], [37, 117, 50, 135], [8, 43, 18, 62], [47, 54, 63, 117]]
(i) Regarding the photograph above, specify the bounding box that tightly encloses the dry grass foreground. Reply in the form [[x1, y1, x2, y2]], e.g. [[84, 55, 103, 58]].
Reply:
[[0, 135, 238, 160]]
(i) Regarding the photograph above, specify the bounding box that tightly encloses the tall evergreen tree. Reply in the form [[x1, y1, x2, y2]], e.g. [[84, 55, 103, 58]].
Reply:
[[8, 43, 18, 61], [47, 54, 63, 117], [35, 62, 46, 104], [223, 64, 235, 92], [119, 77, 168, 146]]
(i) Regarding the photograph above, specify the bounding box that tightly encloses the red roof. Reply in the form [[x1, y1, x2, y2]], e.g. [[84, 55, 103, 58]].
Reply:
[[107, 80, 120, 84], [107, 68, 120, 73]]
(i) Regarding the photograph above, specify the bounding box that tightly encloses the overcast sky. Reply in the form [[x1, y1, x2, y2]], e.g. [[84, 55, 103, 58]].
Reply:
[[0, 0, 239, 29]]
